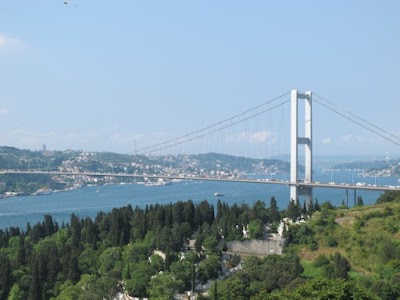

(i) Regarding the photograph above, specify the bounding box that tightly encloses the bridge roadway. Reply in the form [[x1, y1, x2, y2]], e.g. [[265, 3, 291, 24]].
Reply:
[[2, 170, 400, 192]]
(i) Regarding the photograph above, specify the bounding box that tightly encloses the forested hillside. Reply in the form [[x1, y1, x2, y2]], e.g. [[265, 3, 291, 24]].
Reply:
[[0, 192, 399, 299], [0, 198, 283, 299]]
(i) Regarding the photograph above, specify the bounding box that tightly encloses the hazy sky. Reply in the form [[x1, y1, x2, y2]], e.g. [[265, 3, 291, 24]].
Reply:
[[0, 1, 399, 157]]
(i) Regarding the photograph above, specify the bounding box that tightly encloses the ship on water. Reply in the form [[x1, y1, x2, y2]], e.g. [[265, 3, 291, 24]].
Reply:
[[36, 188, 53, 195]]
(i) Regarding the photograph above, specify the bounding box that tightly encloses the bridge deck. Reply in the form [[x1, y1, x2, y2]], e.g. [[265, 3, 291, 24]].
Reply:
[[3, 170, 400, 192]]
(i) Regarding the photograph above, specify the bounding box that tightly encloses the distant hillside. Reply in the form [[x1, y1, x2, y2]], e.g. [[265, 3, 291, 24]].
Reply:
[[0, 146, 293, 174], [330, 159, 393, 171], [329, 158, 400, 177], [0, 146, 294, 195], [185, 152, 293, 174]]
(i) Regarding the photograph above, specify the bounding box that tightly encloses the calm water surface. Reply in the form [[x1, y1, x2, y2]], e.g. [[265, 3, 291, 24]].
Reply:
[[0, 171, 398, 229]]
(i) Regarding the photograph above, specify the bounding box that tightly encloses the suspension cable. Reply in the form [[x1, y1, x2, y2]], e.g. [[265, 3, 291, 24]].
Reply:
[[135, 91, 291, 154], [140, 98, 291, 154], [314, 93, 400, 143], [313, 97, 400, 147]]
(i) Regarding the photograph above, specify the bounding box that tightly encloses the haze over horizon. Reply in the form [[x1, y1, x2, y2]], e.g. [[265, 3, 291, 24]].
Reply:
[[0, 1, 399, 156]]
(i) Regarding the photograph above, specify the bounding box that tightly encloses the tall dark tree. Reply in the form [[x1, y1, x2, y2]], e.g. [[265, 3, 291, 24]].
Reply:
[[29, 223, 45, 244], [152, 205, 164, 229], [216, 200, 224, 223], [70, 213, 82, 251], [184, 200, 195, 229], [159, 227, 172, 250], [67, 251, 80, 283], [213, 280, 218, 300], [43, 214, 55, 237], [314, 198, 321, 211], [131, 207, 146, 241], [16, 235, 26, 267], [81, 217, 98, 249], [195, 201, 215, 228], [28, 257, 42, 300], [0, 254, 10, 300], [121, 206, 132, 245], [61, 245, 72, 279], [269, 196, 280, 223], [0, 230, 8, 248], [252, 200, 267, 223], [164, 205, 173, 228], [172, 201, 185, 224], [357, 196, 364, 206], [107, 208, 122, 246], [286, 200, 300, 221], [238, 202, 250, 227], [170, 223, 184, 252], [302, 200, 307, 215], [47, 242, 62, 288], [24, 237, 33, 268], [307, 198, 314, 214], [332, 252, 351, 279]]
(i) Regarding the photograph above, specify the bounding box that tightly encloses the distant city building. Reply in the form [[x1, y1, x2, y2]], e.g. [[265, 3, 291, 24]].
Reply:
[[43, 144, 47, 152]]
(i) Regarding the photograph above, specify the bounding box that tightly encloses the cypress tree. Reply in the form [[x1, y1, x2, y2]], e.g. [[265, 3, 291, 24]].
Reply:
[[121, 208, 131, 245], [67, 251, 80, 283], [0, 255, 11, 300], [70, 214, 81, 251], [302, 200, 307, 216], [108, 209, 122, 246], [269, 196, 280, 223], [61, 245, 71, 278], [307, 198, 314, 214], [24, 238, 33, 267], [286, 200, 299, 222], [44, 214, 55, 237], [26, 222, 32, 235], [47, 242, 61, 288], [164, 206, 173, 228], [314, 199, 321, 211], [0, 231, 6, 248], [16, 235, 26, 267], [216, 200, 223, 223], [172, 201, 185, 224], [28, 257, 41, 300], [213, 280, 218, 300], [184, 200, 195, 229]]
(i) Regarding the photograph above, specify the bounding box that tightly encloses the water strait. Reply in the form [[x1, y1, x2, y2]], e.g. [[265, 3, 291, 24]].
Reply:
[[0, 170, 398, 229]]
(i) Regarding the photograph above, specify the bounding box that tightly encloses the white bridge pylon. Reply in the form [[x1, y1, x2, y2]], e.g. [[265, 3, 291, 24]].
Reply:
[[290, 89, 313, 204]]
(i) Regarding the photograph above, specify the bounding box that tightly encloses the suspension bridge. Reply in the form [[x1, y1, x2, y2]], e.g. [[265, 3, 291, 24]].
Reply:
[[2, 89, 400, 203]]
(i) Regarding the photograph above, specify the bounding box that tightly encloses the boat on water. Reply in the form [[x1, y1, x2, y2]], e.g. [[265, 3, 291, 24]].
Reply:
[[145, 179, 172, 186], [36, 188, 53, 195], [145, 181, 171, 187], [214, 192, 224, 197]]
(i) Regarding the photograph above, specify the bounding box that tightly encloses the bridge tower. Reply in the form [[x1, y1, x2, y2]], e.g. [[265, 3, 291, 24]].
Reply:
[[290, 89, 313, 204]]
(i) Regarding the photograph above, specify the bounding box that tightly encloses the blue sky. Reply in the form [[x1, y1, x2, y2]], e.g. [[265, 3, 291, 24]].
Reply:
[[0, 1, 399, 157]]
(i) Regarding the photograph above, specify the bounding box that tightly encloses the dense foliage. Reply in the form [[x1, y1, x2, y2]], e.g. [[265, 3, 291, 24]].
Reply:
[[0, 195, 399, 299], [0, 197, 284, 299], [281, 198, 400, 300], [0, 174, 66, 194], [376, 190, 400, 204]]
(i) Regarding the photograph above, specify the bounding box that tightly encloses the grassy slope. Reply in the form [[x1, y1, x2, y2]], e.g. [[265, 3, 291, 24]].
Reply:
[[292, 202, 400, 279]]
